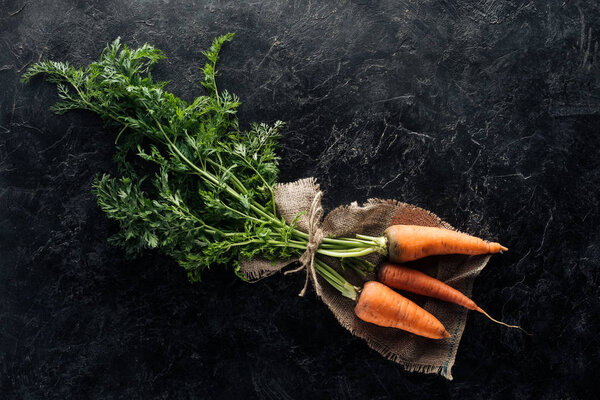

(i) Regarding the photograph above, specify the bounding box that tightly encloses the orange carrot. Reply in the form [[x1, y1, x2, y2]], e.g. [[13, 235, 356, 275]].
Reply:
[[378, 263, 479, 309], [378, 263, 529, 333], [354, 281, 451, 339], [384, 224, 508, 263]]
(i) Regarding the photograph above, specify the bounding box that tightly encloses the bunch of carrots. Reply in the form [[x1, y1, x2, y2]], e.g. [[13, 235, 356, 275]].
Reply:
[[340, 224, 527, 339], [22, 34, 524, 341]]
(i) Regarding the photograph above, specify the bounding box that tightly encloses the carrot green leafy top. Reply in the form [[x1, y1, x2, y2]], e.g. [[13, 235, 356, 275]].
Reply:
[[22, 35, 383, 295], [21, 34, 296, 281]]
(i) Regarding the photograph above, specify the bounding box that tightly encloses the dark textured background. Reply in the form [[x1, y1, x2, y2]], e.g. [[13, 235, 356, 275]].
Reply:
[[1, 0, 600, 398]]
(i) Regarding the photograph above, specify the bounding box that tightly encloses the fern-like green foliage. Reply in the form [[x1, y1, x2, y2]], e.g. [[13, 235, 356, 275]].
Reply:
[[23, 34, 295, 281], [23, 35, 384, 298]]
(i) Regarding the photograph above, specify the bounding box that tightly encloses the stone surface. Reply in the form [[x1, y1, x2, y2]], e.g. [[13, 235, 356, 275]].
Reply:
[[1, 0, 599, 398]]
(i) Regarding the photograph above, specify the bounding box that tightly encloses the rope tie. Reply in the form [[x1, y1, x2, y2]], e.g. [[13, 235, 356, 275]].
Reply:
[[284, 191, 324, 296]]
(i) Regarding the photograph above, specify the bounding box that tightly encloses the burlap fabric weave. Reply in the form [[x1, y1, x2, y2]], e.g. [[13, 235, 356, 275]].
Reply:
[[239, 178, 491, 380]]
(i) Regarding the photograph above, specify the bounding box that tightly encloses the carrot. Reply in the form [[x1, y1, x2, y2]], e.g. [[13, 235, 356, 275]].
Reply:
[[354, 281, 451, 339], [384, 224, 508, 263], [378, 263, 530, 333]]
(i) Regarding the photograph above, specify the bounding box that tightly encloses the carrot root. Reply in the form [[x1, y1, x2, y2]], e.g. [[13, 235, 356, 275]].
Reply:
[[378, 263, 531, 335], [476, 307, 532, 335], [384, 224, 508, 263], [355, 281, 451, 340]]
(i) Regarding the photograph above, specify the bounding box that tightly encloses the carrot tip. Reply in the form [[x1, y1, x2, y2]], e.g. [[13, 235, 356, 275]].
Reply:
[[500, 245, 509, 251], [443, 330, 451, 338], [476, 307, 531, 335]]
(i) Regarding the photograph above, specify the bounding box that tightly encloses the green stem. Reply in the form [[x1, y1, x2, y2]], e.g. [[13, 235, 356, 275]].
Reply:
[[317, 247, 380, 258], [342, 258, 367, 277], [212, 58, 221, 107], [272, 240, 380, 259], [235, 153, 277, 216], [168, 199, 235, 237], [114, 124, 128, 144], [313, 258, 358, 300], [354, 256, 376, 272], [206, 158, 248, 195], [318, 240, 373, 249]]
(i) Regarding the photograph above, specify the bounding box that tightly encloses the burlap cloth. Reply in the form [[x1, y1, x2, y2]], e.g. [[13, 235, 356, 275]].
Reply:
[[239, 178, 490, 380]]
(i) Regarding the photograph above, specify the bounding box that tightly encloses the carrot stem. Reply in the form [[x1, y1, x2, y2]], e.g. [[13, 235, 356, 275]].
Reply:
[[341, 258, 367, 277], [314, 258, 358, 300], [317, 247, 382, 258]]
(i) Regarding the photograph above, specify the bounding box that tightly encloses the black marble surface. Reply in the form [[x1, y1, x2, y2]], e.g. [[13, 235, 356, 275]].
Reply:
[[1, 0, 600, 398]]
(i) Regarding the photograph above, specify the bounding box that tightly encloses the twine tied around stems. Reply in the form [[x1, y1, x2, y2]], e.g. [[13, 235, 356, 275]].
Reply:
[[284, 191, 324, 296]]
